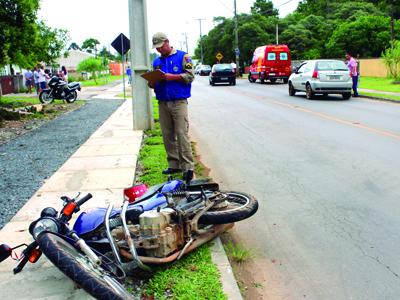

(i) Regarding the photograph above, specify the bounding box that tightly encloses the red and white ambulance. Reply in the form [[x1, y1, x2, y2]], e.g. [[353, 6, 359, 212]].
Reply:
[[248, 45, 292, 84]]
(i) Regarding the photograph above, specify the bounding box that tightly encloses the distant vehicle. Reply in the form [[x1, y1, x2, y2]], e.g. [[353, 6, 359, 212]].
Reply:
[[194, 65, 202, 75], [288, 59, 352, 100], [248, 45, 291, 84], [198, 65, 211, 76], [209, 64, 236, 86]]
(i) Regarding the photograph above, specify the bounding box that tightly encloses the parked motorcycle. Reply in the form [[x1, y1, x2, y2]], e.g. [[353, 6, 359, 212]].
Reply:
[[39, 76, 81, 104], [0, 179, 258, 299]]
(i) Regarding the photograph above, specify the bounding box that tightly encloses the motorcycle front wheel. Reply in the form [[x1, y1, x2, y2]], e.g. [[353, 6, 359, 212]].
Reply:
[[199, 191, 259, 224], [37, 232, 134, 300], [39, 90, 54, 104], [66, 90, 77, 103]]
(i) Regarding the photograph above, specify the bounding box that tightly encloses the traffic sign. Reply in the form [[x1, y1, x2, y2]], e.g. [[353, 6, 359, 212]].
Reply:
[[216, 52, 223, 62]]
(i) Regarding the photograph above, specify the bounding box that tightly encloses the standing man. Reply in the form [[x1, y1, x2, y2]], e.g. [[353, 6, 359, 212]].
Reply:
[[24, 67, 34, 94], [126, 66, 132, 85], [345, 52, 359, 97], [149, 32, 195, 182]]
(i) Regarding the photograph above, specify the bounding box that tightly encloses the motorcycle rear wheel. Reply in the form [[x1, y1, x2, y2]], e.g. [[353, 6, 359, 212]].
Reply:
[[66, 90, 78, 103], [39, 91, 54, 104], [37, 232, 134, 300], [199, 191, 258, 224]]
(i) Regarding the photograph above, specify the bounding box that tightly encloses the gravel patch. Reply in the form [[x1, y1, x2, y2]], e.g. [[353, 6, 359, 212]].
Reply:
[[0, 98, 124, 229]]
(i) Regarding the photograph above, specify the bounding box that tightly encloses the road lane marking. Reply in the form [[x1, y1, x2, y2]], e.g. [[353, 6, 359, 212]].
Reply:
[[225, 88, 400, 141]]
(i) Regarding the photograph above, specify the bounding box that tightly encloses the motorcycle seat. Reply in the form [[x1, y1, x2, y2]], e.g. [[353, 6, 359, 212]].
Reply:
[[68, 82, 80, 89]]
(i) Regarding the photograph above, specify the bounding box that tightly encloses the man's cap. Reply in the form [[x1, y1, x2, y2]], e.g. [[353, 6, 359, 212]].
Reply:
[[152, 32, 168, 48]]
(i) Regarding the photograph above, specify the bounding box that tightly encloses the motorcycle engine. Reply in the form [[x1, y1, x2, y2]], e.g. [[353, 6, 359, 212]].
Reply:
[[113, 208, 183, 258]]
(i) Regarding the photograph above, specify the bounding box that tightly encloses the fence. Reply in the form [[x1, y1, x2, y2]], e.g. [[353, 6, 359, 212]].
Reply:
[[0, 75, 24, 95]]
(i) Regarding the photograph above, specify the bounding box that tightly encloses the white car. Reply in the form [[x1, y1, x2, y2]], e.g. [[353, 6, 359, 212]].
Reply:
[[288, 59, 352, 100]]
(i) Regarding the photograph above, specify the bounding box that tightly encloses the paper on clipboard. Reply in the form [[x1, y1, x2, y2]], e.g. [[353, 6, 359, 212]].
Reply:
[[141, 69, 165, 82]]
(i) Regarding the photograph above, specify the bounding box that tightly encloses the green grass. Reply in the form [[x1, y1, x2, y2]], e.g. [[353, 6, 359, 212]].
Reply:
[[135, 98, 226, 299], [360, 91, 400, 101], [143, 244, 226, 300], [80, 75, 123, 87], [359, 76, 400, 93], [223, 241, 254, 264], [0, 95, 41, 108]]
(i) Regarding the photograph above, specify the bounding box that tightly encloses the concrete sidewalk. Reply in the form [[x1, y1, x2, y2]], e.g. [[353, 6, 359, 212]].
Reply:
[[0, 82, 241, 299]]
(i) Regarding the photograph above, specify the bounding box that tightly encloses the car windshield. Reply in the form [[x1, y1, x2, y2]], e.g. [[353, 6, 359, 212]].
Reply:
[[214, 64, 232, 71], [202, 65, 211, 70], [316, 61, 348, 71]]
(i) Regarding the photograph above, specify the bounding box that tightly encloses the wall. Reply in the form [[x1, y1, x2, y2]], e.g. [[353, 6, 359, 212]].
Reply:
[[359, 58, 388, 77]]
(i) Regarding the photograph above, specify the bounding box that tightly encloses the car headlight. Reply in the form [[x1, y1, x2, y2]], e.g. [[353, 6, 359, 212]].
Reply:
[[32, 218, 59, 239]]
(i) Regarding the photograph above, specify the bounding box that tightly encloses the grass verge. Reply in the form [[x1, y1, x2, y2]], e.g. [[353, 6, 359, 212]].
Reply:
[[80, 75, 123, 87], [360, 92, 400, 102], [134, 98, 226, 299], [359, 76, 400, 93]]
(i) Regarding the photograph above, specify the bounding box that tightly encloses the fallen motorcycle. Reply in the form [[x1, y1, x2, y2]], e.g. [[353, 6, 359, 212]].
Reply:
[[0, 179, 258, 299], [39, 76, 81, 104]]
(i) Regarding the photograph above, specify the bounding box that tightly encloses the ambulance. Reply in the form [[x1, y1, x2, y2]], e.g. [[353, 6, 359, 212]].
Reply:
[[248, 45, 291, 84]]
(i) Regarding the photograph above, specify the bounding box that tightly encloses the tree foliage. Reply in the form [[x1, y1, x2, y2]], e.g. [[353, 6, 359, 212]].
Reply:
[[0, 0, 69, 68], [77, 57, 106, 82], [81, 38, 100, 55], [382, 40, 400, 80], [194, 0, 399, 64]]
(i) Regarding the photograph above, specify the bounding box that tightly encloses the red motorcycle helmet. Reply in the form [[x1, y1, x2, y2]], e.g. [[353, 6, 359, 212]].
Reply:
[[123, 183, 148, 203]]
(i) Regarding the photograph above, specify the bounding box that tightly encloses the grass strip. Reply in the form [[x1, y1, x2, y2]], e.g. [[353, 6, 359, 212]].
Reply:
[[135, 98, 226, 299], [359, 76, 400, 93], [80, 75, 123, 87], [360, 92, 400, 102]]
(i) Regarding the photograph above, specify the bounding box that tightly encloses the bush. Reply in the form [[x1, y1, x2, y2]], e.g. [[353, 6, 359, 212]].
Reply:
[[382, 40, 400, 81]]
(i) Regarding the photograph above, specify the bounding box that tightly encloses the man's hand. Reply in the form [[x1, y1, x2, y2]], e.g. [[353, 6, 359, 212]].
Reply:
[[163, 73, 182, 81]]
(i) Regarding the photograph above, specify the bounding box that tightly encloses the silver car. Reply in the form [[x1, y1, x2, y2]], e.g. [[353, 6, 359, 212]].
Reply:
[[288, 59, 352, 100]]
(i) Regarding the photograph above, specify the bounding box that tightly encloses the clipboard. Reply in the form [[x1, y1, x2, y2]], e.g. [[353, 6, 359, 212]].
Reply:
[[141, 69, 165, 82]]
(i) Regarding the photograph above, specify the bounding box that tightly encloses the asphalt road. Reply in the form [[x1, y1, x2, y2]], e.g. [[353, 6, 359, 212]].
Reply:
[[189, 76, 400, 300]]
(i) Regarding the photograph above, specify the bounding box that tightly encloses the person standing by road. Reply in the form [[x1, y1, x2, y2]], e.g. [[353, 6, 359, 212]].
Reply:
[[37, 65, 47, 93], [345, 52, 359, 97], [126, 66, 132, 84], [33, 66, 40, 94], [24, 67, 34, 94], [148, 32, 195, 182]]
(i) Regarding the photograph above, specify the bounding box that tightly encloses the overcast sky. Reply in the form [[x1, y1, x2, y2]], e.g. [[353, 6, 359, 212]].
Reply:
[[38, 0, 300, 55]]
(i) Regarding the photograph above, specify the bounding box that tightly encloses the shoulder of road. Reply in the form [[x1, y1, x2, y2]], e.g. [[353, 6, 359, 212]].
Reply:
[[0, 81, 242, 300]]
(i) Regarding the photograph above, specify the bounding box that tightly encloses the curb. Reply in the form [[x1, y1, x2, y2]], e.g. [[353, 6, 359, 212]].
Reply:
[[359, 94, 400, 103], [211, 237, 243, 300]]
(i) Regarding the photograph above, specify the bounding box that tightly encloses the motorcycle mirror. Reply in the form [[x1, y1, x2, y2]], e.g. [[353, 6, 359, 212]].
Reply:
[[0, 244, 12, 262]]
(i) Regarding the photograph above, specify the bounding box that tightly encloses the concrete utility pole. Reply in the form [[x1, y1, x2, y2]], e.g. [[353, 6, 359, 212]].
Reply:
[[234, 0, 240, 76], [182, 32, 189, 53], [195, 18, 205, 64], [128, 0, 153, 130]]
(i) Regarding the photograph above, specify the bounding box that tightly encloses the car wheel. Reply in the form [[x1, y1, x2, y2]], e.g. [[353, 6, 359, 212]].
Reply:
[[306, 84, 314, 100], [283, 78, 288, 84], [342, 93, 351, 100], [288, 82, 296, 96], [232, 80, 236, 86], [270, 78, 276, 84]]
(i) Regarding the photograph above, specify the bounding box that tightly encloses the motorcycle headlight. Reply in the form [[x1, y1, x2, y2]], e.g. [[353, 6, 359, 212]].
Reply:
[[32, 218, 59, 239]]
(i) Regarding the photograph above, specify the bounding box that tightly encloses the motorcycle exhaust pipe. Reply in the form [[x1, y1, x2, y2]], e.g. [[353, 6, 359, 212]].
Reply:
[[120, 223, 234, 264]]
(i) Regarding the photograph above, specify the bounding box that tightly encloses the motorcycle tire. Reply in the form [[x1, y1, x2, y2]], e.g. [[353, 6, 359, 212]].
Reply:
[[66, 90, 78, 103], [37, 232, 134, 300], [39, 91, 54, 104], [199, 191, 258, 224]]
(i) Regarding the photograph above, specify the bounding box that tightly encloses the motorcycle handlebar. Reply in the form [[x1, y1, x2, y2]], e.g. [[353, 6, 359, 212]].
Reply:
[[76, 193, 93, 208]]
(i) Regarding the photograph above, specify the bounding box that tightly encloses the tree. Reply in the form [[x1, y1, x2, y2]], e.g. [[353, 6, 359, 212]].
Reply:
[[81, 38, 100, 56], [382, 40, 400, 80], [251, 0, 278, 17], [0, 0, 40, 67], [326, 15, 398, 57], [77, 57, 106, 83], [68, 42, 81, 51]]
